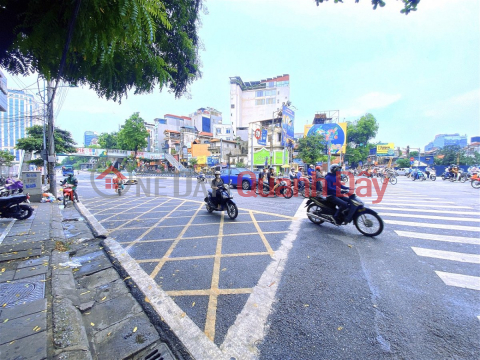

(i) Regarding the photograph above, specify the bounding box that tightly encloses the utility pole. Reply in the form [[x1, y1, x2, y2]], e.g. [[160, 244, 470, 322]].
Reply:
[[250, 124, 254, 172], [42, 80, 47, 186], [47, 80, 57, 196]]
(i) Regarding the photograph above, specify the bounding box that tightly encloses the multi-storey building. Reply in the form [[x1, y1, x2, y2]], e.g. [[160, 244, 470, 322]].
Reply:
[[0, 89, 41, 160], [84, 131, 98, 146], [0, 70, 7, 112], [154, 114, 192, 152], [230, 74, 290, 140], [144, 122, 155, 152], [424, 133, 468, 151]]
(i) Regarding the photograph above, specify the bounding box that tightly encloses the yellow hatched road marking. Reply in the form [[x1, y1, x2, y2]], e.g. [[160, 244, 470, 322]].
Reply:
[[136, 251, 270, 263], [249, 211, 274, 257], [125, 201, 188, 251], [149, 203, 206, 280], [166, 288, 253, 297]]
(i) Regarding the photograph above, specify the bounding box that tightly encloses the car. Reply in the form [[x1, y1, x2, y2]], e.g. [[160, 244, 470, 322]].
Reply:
[[396, 168, 409, 176], [120, 171, 138, 185], [220, 168, 258, 190]]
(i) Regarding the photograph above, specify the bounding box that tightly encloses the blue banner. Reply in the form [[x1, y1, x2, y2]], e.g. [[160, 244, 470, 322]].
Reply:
[[258, 129, 267, 146], [207, 156, 219, 166], [369, 148, 377, 155], [281, 105, 295, 147], [202, 116, 211, 133]]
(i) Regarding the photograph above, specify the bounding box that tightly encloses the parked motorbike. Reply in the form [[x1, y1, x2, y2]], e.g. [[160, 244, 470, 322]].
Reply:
[[0, 194, 33, 220], [305, 190, 384, 237], [204, 180, 238, 220]]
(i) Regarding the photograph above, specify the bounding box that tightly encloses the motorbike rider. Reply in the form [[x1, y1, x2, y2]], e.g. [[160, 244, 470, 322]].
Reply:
[[325, 164, 351, 225], [210, 171, 224, 209], [267, 167, 280, 196], [112, 174, 124, 193], [61, 173, 79, 202], [307, 164, 315, 177], [289, 167, 296, 181], [315, 166, 324, 195]]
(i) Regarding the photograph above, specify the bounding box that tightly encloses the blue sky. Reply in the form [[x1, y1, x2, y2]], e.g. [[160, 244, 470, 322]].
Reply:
[[4, 0, 479, 149]]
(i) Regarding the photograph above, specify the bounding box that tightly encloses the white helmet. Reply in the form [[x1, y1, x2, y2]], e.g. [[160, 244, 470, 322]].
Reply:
[[215, 171, 221, 175]]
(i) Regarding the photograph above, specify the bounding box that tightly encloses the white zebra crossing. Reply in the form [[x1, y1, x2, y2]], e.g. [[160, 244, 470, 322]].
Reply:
[[395, 231, 480, 246], [411, 247, 480, 264], [374, 207, 476, 216], [384, 220, 480, 232], [369, 202, 472, 208], [380, 213, 480, 222], [435, 271, 480, 291]]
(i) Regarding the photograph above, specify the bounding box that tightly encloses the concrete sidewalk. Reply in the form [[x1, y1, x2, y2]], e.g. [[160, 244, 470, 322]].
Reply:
[[0, 202, 181, 360]]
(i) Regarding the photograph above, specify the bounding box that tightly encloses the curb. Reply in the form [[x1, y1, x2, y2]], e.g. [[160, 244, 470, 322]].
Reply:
[[51, 251, 93, 360], [74, 202, 108, 238], [77, 200, 192, 359]]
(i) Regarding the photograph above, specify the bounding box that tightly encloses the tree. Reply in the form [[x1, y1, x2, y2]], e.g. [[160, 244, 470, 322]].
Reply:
[[297, 133, 327, 165], [315, 0, 421, 15], [433, 145, 476, 166], [396, 158, 411, 168], [345, 113, 379, 165], [189, 158, 198, 168], [98, 132, 119, 149], [0, 150, 15, 167], [117, 113, 149, 154], [0, 0, 203, 102], [16, 125, 77, 156], [236, 161, 246, 168]]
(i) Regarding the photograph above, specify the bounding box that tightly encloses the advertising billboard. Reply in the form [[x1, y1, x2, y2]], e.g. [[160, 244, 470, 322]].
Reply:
[[304, 122, 347, 155], [281, 105, 295, 147], [258, 128, 267, 146], [376, 143, 395, 156]]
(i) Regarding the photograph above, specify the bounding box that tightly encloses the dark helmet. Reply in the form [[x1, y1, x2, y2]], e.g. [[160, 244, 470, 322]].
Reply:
[[330, 164, 340, 173]]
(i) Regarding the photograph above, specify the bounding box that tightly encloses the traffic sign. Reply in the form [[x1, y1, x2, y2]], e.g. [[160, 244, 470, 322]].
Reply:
[[410, 160, 414, 165], [254, 129, 261, 140], [410, 157, 414, 161]]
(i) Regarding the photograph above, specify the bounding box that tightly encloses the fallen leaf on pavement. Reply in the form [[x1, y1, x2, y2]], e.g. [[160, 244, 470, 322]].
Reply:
[[133, 327, 137, 333], [338, 326, 343, 331]]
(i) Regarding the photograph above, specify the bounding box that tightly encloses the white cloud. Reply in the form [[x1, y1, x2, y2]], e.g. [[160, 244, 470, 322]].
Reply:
[[342, 92, 402, 117], [423, 88, 480, 118]]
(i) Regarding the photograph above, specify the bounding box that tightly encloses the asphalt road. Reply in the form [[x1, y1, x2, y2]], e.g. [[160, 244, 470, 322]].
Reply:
[[73, 171, 480, 359]]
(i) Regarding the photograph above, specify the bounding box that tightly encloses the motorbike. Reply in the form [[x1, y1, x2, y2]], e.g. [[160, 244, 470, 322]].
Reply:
[[255, 178, 294, 199], [0, 194, 33, 220], [204, 180, 238, 220], [471, 173, 480, 189], [411, 170, 426, 181], [0, 178, 24, 196], [61, 183, 76, 207], [197, 173, 207, 183], [305, 189, 384, 237]]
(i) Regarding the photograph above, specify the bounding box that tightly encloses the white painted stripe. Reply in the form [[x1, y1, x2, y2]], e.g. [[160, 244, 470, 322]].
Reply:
[[435, 271, 480, 291], [384, 197, 442, 200], [395, 231, 480, 245], [384, 220, 480, 232], [370, 202, 472, 209], [0, 220, 16, 245], [412, 247, 480, 264], [374, 207, 476, 216], [380, 213, 480, 222], [371, 199, 456, 204]]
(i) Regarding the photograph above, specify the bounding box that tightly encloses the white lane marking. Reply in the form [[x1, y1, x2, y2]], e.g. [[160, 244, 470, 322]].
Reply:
[[435, 271, 480, 291], [221, 199, 308, 360], [374, 207, 477, 216], [380, 213, 480, 222], [370, 202, 472, 209], [383, 196, 442, 200], [412, 247, 480, 264], [395, 231, 480, 245], [384, 220, 480, 232], [370, 199, 456, 204], [0, 220, 16, 245]]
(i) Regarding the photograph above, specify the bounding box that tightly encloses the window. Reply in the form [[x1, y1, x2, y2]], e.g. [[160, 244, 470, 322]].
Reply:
[[226, 129, 231, 134], [278, 91, 280, 95], [267, 81, 275, 88], [278, 133, 281, 142], [158, 119, 166, 124], [216, 128, 222, 134], [256, 90, 264, 97], [231, 104, 235, 108], [255, 99, 265, 105], [264, 90, 276, 96], [277, 99, 279, 103], [266, 98, 275, 105]]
